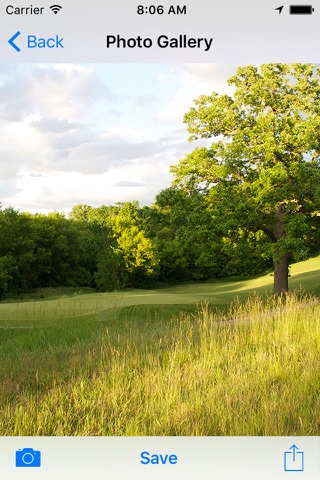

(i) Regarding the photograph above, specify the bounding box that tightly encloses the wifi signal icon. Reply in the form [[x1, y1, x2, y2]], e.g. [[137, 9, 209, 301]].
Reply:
[[50, 4, 62, 14]]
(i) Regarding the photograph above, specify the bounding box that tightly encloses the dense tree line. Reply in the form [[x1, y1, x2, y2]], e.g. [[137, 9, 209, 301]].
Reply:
[[0, 193, 275, 298], [0, 207, 93, 297]]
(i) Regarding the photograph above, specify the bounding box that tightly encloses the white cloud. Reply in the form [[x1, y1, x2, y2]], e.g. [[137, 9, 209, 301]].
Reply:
[[0, 64, 116, 122], [31, 117, 84, 133], [0, 63, 233, 212], [7, 159, 174, 213], [102, 126, 147, 141]]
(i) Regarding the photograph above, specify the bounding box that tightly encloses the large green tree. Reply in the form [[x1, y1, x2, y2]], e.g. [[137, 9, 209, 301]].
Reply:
[[172, 64, 320, 294]]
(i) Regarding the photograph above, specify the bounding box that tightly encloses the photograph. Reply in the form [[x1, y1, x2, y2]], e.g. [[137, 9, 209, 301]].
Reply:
[[0, 62, 319, 436]]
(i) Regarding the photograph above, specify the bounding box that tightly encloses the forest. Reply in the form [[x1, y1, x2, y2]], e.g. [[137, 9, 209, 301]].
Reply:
[[0, 193, 275, 299], [0, 181, 319, 299]]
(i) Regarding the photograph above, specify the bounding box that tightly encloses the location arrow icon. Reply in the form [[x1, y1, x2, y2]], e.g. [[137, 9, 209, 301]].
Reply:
[[275, 5, 284, 13], [8, 31, 21, 52]]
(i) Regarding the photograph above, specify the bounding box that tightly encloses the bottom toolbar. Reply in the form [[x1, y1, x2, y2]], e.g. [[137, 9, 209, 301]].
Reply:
[[0, 436, 319, 479]]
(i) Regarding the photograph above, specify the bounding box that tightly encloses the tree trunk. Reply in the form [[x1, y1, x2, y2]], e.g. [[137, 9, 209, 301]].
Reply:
[[274, 253, 290, 295], [273, 203, 290, 295]]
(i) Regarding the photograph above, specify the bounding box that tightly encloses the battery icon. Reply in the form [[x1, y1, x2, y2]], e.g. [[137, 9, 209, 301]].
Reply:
[[289, 5, 314, 14]]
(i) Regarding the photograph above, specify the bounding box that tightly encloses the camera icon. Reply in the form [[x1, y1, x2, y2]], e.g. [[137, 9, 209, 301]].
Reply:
[[15, 448, 41, 467]]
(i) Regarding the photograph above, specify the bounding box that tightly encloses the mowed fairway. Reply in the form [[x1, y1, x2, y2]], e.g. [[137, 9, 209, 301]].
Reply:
[[0, 256, 319, 435], [1, 255, 319, 328]]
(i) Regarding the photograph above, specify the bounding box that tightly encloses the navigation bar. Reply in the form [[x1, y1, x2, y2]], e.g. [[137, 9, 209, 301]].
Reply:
[[1, 0, 320, 62]]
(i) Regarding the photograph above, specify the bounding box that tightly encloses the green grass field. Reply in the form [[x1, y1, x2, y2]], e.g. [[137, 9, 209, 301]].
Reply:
[[0, 256, 319, 435]]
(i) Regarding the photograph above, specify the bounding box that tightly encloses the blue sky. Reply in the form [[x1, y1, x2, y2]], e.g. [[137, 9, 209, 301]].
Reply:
[[0, 63, 235, 213]]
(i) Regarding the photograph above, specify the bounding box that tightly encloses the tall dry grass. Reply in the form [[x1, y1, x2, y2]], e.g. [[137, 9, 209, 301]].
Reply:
[[0, 293, 319, 435]]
